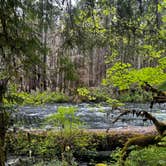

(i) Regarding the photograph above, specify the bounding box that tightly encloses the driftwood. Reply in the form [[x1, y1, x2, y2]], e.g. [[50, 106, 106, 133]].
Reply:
[[150, 96, 166, 108], [110, 109, 166, 135]]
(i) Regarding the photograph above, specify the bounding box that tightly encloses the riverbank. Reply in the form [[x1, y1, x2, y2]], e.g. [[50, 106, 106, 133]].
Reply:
[[10, 125, 158, 135], [6, 125, 163, 166], [87, 125, 157, 134]]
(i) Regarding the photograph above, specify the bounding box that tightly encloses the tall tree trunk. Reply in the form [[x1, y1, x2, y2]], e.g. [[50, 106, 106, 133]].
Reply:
[[40, 0, 48, 91], [155, 0, 160, 29], [0, 111, 6, 166], [89, 50, 94, 86], [43, 31, 47, 91], [0, 79, 8, 166]]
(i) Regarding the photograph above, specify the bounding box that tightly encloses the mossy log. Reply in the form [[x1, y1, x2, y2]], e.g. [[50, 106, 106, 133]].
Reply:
[[111, 109, 166, 165], [120, 135, 161, 165]]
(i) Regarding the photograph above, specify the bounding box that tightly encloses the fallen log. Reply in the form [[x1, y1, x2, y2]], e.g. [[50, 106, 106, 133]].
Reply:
[[109, 109, 166, 135], [109, 108, 166, 165]]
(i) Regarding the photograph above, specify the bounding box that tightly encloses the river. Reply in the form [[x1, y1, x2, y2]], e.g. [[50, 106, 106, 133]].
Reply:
[[11, 102, 166, 130]]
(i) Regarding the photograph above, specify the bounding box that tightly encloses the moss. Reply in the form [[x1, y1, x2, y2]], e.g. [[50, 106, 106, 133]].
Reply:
[[6, 130, 144, 158], [6, 129, 160, 165], [121, 135, 162, 164]]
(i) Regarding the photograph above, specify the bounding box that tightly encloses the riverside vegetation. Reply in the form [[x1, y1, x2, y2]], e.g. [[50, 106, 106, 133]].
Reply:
[[1, 80, 166, 165], [2, 83, 166, 165], [1, 0, 166, 165], [5, 104, 166, 166], [6, 122, 166, 166]]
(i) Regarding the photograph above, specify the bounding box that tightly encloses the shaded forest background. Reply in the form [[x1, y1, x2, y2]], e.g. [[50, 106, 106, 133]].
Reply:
[[1, 0, 166, 93], [0, 1, 166, 166]]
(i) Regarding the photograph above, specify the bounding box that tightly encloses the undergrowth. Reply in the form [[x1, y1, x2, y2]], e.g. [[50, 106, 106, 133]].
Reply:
[[125, 145, 166, 166]]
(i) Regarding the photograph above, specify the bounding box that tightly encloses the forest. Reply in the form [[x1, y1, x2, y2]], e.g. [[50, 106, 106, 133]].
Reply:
[[0, 0, 166, 165]]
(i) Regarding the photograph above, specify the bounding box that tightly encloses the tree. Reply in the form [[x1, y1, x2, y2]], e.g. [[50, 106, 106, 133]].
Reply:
[[35, 0, 61, 91], [0, 0, 56, 165], [59, 0, 165, 92], [70, 0, 166, 91]]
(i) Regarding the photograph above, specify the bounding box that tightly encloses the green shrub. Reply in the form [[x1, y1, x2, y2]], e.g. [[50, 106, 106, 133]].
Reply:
[[158, 80, 166, 91], [125, 145, 166, 166], [4, 87, 69, 105], [118, 89, 152, 103], [45, 106, 81, 130], [77, 87, 96, 101], [34, 159, 78, 166]]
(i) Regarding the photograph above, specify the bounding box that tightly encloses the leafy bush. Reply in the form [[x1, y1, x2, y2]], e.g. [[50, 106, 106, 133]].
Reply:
[[4, 85, 69, 105], [109, 137, 166, 166], [77, 87, 96, 101], [45, 106, 86, 165], [45, 106, 81, 130], [125, 145, 166, 166], [102, 61, 166, 96], [118, 88, 153, 103], [158, 80, 166, 91], [6, 130, 137, 164], [76, 87, 124, 107]]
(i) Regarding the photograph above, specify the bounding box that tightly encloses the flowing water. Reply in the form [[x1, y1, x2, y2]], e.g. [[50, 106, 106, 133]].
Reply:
[[7, 102, 166, 166], [11, 102, 166, 130]]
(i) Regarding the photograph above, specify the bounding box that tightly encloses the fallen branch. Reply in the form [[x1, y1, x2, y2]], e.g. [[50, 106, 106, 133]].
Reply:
[[107, 109, 166, 135]]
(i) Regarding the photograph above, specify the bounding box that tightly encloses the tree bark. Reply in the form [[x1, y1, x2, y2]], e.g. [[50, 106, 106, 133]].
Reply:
[[0, 111, 6, 166], [0, 79, 8, 166]]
